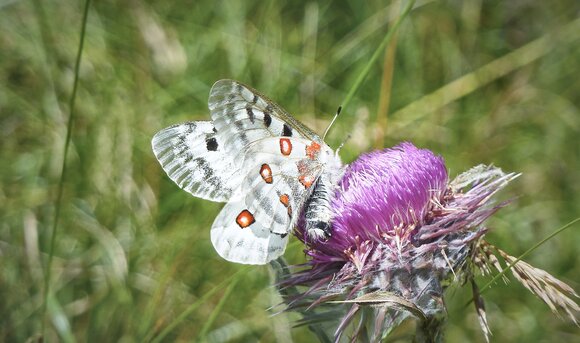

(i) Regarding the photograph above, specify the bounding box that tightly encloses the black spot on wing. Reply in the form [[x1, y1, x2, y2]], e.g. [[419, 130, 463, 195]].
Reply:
[[252, 95, 258, 104], [246, 107, 255, 123], [282, 123, 292, 137], [263, 112, 272, 128], [206, 137, 218, 151]]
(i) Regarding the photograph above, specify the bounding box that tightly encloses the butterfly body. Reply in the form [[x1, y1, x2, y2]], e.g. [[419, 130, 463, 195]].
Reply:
[[152, 80, 342, 264]]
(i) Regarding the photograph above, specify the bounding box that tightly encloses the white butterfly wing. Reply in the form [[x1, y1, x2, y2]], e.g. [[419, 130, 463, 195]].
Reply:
[[151, 121, 242, 202], [211, 199, 289, 264], [208, 79, 320, 156], [209, 137, 326, 264], [241, 137, 324, 231]]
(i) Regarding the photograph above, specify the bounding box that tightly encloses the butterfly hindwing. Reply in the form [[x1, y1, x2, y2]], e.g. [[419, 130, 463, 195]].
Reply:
[[240, 137, 324, 234], [210, 137, 324, 264], [210, 199, 289, 264], [151, 121, 242, 202]]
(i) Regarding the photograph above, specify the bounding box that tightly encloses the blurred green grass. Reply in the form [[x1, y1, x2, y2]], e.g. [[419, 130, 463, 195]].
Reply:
[[1, 0, 579, 341]]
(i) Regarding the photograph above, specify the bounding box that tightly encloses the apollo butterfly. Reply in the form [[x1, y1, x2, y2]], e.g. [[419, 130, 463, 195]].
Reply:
[[152, 80, 343, 264]]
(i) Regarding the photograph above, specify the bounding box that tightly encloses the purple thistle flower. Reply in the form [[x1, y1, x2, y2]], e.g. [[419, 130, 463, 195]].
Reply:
[[278, 142, 579, 342], [301, 142, 448, 267], [279, 142, 524, 342]]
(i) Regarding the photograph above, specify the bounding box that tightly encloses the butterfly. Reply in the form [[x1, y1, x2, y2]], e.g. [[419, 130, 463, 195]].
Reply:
[[152, 80, 343, 264]]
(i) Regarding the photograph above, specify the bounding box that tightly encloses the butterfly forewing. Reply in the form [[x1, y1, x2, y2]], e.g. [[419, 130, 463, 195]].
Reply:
[[208, 80, 320, 155], [151, 121, 242, 202]]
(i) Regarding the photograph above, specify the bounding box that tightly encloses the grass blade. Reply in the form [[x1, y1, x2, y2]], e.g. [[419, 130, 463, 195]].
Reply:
[[480, 217, 580, 293], [41, 0, 92, 337], [149, 267, 249, 343], [196, 274, 241, 341], [340, 0, 415, 113], [390, 17, 580, 130]]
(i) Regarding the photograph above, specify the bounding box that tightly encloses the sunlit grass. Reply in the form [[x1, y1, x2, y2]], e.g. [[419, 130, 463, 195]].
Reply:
[[1, 0, 579, 341]]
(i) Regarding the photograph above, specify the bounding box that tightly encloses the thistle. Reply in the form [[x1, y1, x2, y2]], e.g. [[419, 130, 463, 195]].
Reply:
[[276, 142, 579, 342]]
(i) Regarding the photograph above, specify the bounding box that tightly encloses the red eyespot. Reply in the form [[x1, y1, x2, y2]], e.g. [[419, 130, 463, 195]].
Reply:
[[260, 164, 273, 183], [279, 138, 292, 156], [306, 142, 321, 160], [236, 210, 255, 228], [299, 174, 315, 188]]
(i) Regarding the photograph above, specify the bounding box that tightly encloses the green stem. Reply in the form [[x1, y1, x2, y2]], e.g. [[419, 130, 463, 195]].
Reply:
[[41, 0, 92, 336]]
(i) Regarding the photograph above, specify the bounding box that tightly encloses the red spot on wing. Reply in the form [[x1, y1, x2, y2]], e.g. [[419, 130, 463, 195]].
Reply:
[[279, 138, 292, 156], [279, 194, 292, 217], [305, 142, 321, 160], [236, 209, 255, 228], [299, 174, 315, 188], [297, 160, 317, 189], [260, 164, 273, 183], [279, 194, 290, 207]]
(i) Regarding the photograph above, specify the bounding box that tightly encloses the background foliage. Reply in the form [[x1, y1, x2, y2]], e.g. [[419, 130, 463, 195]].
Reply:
[[1, 0, 578, 341]]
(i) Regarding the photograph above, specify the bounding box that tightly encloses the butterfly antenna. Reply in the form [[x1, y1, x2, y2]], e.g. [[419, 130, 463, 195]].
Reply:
[[336, 133, 351, 155], [322, 106, 342, 141]]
